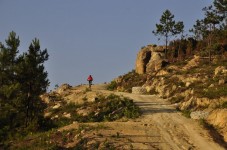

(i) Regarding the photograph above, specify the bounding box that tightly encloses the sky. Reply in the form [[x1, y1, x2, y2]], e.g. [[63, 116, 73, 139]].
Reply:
[[0, 0, 213, 90]]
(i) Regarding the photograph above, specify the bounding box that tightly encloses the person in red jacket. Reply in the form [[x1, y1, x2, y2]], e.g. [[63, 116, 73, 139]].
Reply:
[[87, 75, 93, 89]]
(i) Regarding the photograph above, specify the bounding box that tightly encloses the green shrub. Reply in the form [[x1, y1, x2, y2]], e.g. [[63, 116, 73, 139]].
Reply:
[[169, 96, 184, 104], [107, 81, 117, 91], [49, 94, 140, 126], [197, 85, 227, 99], [182, 110, 191, 118], [107, 70, 147, 92], [88, 94, 141, 122], [221, 101, 227, 108]]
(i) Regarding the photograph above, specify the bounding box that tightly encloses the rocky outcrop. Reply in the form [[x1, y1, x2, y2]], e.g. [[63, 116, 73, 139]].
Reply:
[[182, 55, 200, 70], [144, 76, 178, 98], [135, 47, 151, 74], [56, 83, 72, 95], [214, 66, 226, 76], [135, 45, 167, 74]]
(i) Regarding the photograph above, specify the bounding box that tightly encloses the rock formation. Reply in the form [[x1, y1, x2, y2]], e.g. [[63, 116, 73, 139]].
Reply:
[[135, 45, 167, 74]]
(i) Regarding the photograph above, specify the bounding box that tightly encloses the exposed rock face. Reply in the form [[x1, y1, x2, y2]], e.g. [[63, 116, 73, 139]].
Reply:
[[56, 83, 72, 95], [214, 66, 226, 76], [146, 52, 167, 73], [135, 46, 151, 74], [207, 109, 227, 142], [182, 55, 200, 70], [135, 45, 166, 74]]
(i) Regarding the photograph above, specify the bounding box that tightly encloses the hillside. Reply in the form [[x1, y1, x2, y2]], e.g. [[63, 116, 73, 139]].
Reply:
[[3, 43, 226, 149], [109, 44, 227, 146], [8, 84, 225, 149]]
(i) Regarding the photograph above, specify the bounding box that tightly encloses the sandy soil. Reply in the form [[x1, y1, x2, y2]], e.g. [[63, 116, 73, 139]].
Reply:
[[60, 84, 225, 150]]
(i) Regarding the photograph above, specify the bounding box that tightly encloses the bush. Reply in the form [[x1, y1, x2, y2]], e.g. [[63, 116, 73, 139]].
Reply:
[[197, 85, 227, 99], [107, 70, 147, 92], [182, 110, 191, 118], [169, 96, 184, 104], [89, 94, 141, 121], [48, 94, 141, 127], [221, 101, 227, 108], [107, 81, 117, 91]]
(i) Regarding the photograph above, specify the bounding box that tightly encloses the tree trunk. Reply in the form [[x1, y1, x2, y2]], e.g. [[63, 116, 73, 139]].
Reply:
[[165, 35, 168, 59], [25, 83, 32, 127]]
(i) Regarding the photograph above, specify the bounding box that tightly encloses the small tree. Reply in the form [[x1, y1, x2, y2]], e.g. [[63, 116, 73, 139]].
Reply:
[[153, 9, 184, 59]]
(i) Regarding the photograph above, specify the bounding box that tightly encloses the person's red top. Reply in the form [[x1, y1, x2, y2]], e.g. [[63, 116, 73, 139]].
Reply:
[[87, 75, 93, 81]]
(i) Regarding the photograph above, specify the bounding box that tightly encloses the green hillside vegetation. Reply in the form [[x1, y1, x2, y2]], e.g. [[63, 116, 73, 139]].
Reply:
[[47, 93, 140, 126], [5, 93, 140, 149], [107, 70, 147, 92]]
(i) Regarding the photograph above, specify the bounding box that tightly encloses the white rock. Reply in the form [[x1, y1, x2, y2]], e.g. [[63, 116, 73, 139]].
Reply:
[[219, 79, 225, 85], [64, 113, 71, 118], [214, 66, 226, 76], [185, 82, 191, 87], [209, 84, 215, 88], [52, 103, 61, 109], [132, 87, 147, 94], [190, 111, 209, 120]]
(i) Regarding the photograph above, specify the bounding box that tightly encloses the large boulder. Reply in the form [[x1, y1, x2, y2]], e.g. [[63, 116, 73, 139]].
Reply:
[[135, 46, 151, 74], [135, 45, 166, 74], [146, 52, 167, 72]]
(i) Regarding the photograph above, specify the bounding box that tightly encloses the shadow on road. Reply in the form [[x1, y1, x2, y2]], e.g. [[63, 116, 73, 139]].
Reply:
[[135, 102, 176, 115]]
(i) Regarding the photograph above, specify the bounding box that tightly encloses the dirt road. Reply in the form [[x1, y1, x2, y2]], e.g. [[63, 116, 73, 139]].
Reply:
[[94, 84, 224, 150], [61, 84, 224, 149]]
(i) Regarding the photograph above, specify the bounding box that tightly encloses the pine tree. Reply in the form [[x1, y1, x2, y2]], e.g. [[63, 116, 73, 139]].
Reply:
[[190, 19, 207, 41], [0, 31, 21, 140], [16, 38, 49, 128], [174, 21, 184, 59], [203, 5, 223, 61], [153, 10, 184, 59]]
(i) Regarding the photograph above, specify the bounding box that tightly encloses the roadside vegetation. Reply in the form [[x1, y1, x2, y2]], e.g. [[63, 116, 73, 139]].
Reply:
[[107, 70, 147, 92], [3, 93, 141, 149], [47, 93, 141, 127]]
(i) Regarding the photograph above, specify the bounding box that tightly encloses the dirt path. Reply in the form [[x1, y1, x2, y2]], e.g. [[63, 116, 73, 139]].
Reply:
[[62, 84, 224, 149], [94, 84, 224, 150]]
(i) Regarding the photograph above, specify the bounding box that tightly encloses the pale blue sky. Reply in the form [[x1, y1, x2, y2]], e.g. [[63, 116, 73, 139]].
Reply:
[[0, 0, 213, 90]]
